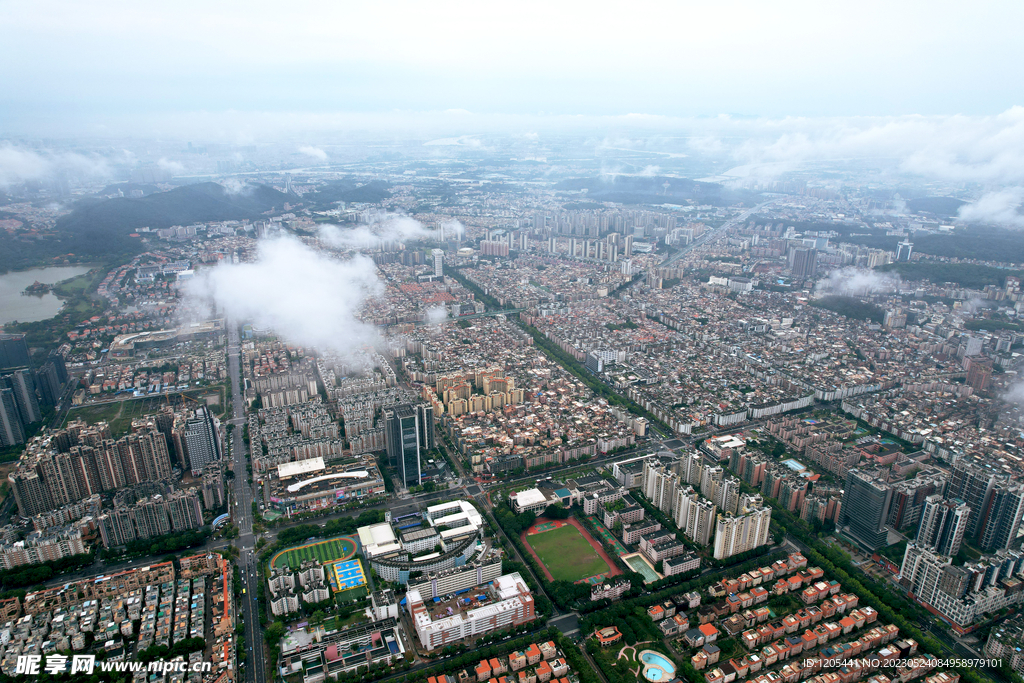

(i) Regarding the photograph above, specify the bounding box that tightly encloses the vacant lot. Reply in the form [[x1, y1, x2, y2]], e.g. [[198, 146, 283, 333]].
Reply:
[[525, 523, 609, 582]]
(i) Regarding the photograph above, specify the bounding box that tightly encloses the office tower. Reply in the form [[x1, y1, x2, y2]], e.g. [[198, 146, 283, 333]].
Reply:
[[792, 248, 818, 279], [183, 407, 221, 476], [432, 249, 444, 277], [838, 468, 894, 550], [896, 241, 913, 262], [384, 404, 428, 487], [416, 403, 435, 452], [916, 495, 970, 557], [0, 334, 29, 370], [1, 370, 42, 426], [977, 484, 1024, 552], [947, 462, 998, 538], [0, 389, 25, 447]]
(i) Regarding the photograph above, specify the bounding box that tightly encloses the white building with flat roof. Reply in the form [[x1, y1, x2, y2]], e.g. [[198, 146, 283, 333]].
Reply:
[[407, 572, 536, 651], [508, 488, 551, 514], [277, 457, 326, 479], [358, 522, 401, 559]]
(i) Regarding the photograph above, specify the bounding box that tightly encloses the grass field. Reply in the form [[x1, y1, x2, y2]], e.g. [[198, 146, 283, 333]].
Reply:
[[65, 401, 123, 426], [526, 524, 609, 582], [271, 536, 356, 570], [64, 387, 225, 437]]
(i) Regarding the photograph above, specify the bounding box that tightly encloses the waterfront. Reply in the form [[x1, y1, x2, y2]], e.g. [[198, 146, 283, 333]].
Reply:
[[0, 266, 93, 325]]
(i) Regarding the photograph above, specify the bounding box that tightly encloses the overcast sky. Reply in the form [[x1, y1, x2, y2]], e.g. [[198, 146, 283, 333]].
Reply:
[[2, 0, 1023, 136]]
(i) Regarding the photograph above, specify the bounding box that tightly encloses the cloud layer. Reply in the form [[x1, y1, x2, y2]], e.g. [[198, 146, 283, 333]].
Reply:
[[0, 145, 118, 188], [957, 188, 1024, 228], [319, 216, 435, 250], [298, 145, 328, 161], [815, 268, 901, 297], [183, 235, 383, 361]]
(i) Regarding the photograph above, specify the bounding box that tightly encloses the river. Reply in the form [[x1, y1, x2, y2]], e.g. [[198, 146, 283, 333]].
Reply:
[[0, 266, 94, 325]]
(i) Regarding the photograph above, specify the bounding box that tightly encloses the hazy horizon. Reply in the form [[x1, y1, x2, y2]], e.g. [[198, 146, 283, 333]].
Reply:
[[3, 0, 1024, 136]]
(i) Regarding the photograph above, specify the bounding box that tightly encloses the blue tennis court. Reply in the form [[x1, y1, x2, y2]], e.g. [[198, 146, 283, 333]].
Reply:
[[331, 559, 367, 592]]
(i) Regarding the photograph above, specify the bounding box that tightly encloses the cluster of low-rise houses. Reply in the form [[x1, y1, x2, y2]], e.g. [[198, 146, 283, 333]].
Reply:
[[0, 555, 235, 682]]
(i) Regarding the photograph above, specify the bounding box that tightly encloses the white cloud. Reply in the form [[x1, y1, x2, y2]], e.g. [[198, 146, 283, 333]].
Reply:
[[298, 145, 328, 161], [0, 145, 114, 188], [157, 157, 185, 175], [319, 215, 433, 250], [957, 188, 1024, 228], [183, 235, 382, 362], [437, 219, 464, 240], [720, 108, 1024, 187], [424, 306, 448, 326], [815, 267, 901, 297], [219, 178, 253, 195]]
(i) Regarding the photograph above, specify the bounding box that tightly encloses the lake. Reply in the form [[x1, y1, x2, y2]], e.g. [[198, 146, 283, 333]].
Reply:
[[0, 266, 95, 325]]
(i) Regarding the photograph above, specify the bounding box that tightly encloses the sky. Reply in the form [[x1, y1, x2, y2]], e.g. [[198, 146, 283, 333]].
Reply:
[[2, 0, 1023, 136]]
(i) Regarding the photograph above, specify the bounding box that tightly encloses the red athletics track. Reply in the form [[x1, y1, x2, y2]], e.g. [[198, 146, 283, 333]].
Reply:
[[520, 516, 622, 583]]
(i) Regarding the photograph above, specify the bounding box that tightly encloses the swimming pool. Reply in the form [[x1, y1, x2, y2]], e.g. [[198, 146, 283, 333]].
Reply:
[[782, 458, 806, 472], [640, 650, 676, 682]]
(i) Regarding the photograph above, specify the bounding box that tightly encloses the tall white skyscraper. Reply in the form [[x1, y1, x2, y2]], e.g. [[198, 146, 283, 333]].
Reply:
[[432, 249, 444, 277]]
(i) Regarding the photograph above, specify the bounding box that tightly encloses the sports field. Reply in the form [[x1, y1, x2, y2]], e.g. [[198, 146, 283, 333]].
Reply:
[[329, 559, 367, 593], [525, 524, 609, 582], [270, 535, 357, 570]]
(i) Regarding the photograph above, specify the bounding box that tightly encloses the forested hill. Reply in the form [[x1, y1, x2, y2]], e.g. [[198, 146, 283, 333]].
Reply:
[[53, 182, 289, 257], [0, 182, 292, 272]]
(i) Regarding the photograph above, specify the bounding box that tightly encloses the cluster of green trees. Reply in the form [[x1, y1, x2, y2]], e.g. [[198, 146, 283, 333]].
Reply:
[[542, 503, 571, 519], [964, 318, 1022, 332], [137, 637, 206, 663], [876, 261, 1024, 289], [100, 528, 211, 560], [808, 296, 885, 324], [605, 319, 639, 331], [0, 552, 94, 590], [273, 509, 385, 549], [579, 602, 662, 645]]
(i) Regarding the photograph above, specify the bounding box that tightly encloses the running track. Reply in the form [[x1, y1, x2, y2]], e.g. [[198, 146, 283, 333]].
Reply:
[[520, 516, 623, 583]]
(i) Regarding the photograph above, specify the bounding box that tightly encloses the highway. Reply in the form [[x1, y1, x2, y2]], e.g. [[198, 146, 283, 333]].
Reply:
[[226, 321, 267, 683]]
